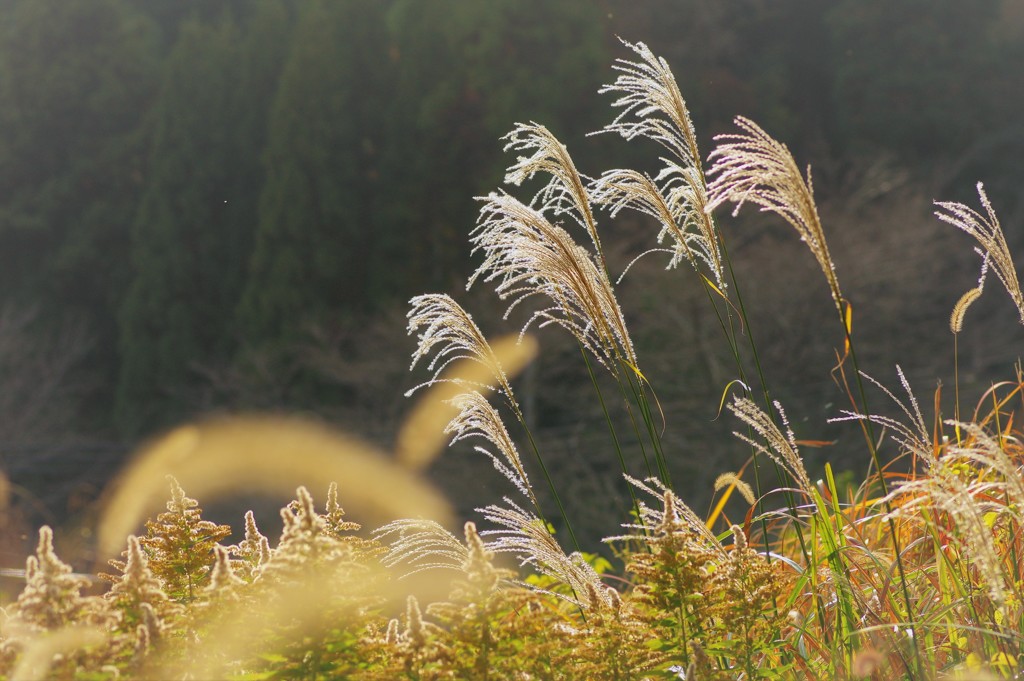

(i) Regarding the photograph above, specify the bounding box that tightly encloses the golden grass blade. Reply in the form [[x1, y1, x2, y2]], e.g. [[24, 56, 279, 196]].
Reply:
[[842, 300, 853, 359], [396, 333, 538, 471], [713, 379, 751, 420], [99, 416, 453, 557], [10, 625, 105, 681]]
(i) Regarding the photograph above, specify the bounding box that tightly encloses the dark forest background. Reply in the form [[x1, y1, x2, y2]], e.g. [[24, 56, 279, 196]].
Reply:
[[1, 0, 1024, 544]]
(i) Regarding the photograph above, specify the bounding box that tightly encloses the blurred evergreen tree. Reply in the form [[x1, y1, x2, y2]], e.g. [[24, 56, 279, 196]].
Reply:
[[239, 0, 609, 342], [384, 0, 610, 295], [0, 0, 159, 427], [116, 1, 292, 435], [130, 0, 276, 49], [236, 0, 394, 343]]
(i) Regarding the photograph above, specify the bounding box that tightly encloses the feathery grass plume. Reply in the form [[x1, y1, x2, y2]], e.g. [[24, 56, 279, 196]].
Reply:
[[951, 284, 985, 335], [479, 498, 605, 608], [936, 182, 1024, 324], [470, 192, 636, 372], [401, 298, 539, 469], [406, 294, 527, 402], [591, 166, 724, 285], [830, 366, 930, 456], [598, 40, 701, 166], [591, 40, 724, 286], [951, 255, 989, 334], [729, 397, 814, 496], [502, 122, 602, 258], [374, 518, 469, 577], [707, 116, 843, 310], [99, 415, 453, 557], [444, 391, 533, 501]]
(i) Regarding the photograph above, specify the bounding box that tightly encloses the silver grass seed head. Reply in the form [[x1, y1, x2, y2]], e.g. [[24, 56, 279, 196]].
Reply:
[[445, 391, 532, 500], [406, 293, 515, 400], [593, 40, 725, 288], [502, 122, 601, 258], [707, 116, 842, 311], [829, 368, 929, 457], [479, 499, 604, 606], [470, 192, 636, 371], [729, 397, 813, 495], [589, 166, 724, 287], [374, 518, 468, 577], [598, 40, 700, 168], [936, 182, 1024, 325]]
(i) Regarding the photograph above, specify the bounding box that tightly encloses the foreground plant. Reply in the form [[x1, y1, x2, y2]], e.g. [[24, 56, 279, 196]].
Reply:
[[3, 39, 1024, 681]]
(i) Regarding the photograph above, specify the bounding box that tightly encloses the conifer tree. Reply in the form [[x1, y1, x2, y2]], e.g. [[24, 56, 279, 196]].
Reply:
[[115, 1, 291, 434], [236, 0, 393, 342], [383, 0, 609, 295], [0, 0, 158, 419]]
